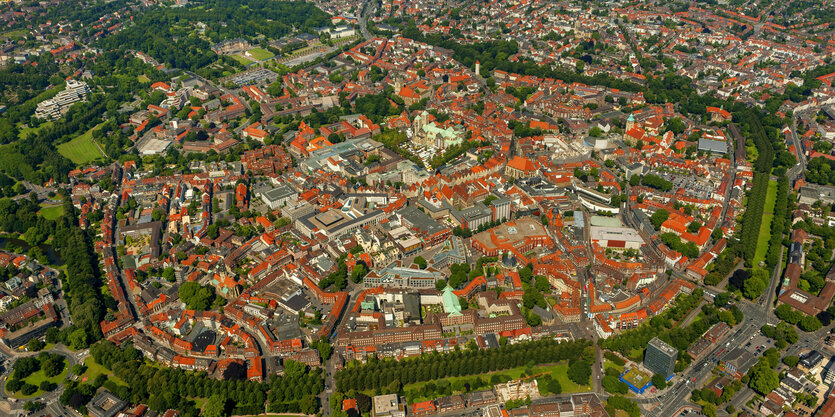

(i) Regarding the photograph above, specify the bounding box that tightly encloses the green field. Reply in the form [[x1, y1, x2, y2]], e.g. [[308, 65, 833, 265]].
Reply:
[[57, 126, 103, 165], [247, 47, 275, 60], [604, 358, 624, 375], [628, 348, 644, 363], [753, 180, 778, 265], [138, 74, 151, 83], [18, 121, 53, 139], [7, 360, 69, 399], [231, 55, 254, 66], [1, 29, 28, 40], [401, 362, 590, 403], [549, 362, 592, 393], [80, 357, 127, 386], [39, 204, 64, 220], [746, 140, 759, 163], [190, 397, 206, 410]]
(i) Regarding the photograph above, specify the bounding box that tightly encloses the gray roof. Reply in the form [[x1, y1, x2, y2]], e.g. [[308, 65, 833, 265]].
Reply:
[[88, 390, 127, 417], [799, 183, 835, 203], [399, 205, 447, 236], [531, 305, 554, 321], [698, 138, 728, 154], [723, 347, 756, 374], [260, 184, 297, 203], [800, 350, 824, 368], [281, 293, 310, 313], [648, 337, 677, 356], [452, 202, 492, 223]]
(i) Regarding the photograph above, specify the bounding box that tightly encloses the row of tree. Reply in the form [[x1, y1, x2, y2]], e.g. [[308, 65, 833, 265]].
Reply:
[[639, 174, 673, 192], [334, 339, 592, 393], [78, 340, 320, 416], [765, 177, 790, 268], [775, 304, 824, 332], [54, 198, 106, 348]]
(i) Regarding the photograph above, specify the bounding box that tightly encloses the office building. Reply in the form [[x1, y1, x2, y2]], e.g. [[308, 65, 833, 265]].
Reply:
[[644, 337, 677, 378]]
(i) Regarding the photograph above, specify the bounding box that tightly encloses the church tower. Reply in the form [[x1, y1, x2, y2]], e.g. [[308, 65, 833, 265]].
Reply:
[[625, 113, 635, 132]]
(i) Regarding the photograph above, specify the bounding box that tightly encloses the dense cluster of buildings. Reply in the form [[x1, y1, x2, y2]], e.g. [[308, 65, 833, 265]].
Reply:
[[5, 0, 835, 414]]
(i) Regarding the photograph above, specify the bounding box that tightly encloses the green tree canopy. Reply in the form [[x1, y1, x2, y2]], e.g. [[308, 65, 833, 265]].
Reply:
[[178, 281, 216, 311]]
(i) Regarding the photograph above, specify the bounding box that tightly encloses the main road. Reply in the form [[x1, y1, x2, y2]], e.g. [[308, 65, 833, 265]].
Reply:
[[638, 242, 783, 417], [358, 0, 376, 40], [639, 299, 776, 417], [0, 344, 88, 417]]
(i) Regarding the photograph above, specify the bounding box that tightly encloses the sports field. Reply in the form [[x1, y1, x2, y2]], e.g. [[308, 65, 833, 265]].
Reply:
[[39, 204, 64, 220], [57, 127, 103, 165]]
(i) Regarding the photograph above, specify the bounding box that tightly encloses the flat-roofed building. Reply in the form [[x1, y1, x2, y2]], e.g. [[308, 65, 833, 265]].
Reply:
[[590, 225, 644, 250], [644, 337, 677, 378], [296, 207, 384, 238], [257, 184, 298, 209], [470, 217, 553, 258], [372, 394, 406, 417]]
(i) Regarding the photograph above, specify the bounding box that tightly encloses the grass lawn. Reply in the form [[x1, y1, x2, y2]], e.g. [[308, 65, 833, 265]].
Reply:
[[57, 125, 103, 165], [80, 357, 127, 386], [18, 121, 54, 139], [628, 348, 644, 363], [190, 397, 206, 410], [402, 362, 589, 403], [1, 29, 28, 40], [753, 180, 778, 265], [39, 204, 64, 220], [138, 74, 151, 83], [231, 54, 254, 66], [549, 362, 592, 393], [7, 361, 69, 399], [604, 358, 624, 374], [746, 138, 759, 163], [246, 47, 275, 60]]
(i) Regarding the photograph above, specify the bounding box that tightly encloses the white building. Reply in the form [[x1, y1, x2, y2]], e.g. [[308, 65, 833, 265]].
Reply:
[[34, 79, 91, 121]]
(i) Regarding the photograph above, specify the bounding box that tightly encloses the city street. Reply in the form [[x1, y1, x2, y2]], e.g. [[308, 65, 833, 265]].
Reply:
[[0, 344, 88, 417]]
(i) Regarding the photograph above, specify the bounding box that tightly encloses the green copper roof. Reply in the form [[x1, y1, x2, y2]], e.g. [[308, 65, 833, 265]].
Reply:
[[441, 285, 462, 316]]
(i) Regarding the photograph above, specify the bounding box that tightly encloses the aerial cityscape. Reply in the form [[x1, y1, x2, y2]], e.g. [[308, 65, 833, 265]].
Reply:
[[0, 0, 834, 416]]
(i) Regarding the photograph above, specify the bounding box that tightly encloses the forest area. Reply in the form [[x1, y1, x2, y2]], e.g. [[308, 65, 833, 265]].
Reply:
[[95, 0, 330, 71]]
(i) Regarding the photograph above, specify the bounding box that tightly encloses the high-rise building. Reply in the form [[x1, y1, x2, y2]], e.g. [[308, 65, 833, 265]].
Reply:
[[644, 337, 677, 377]]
